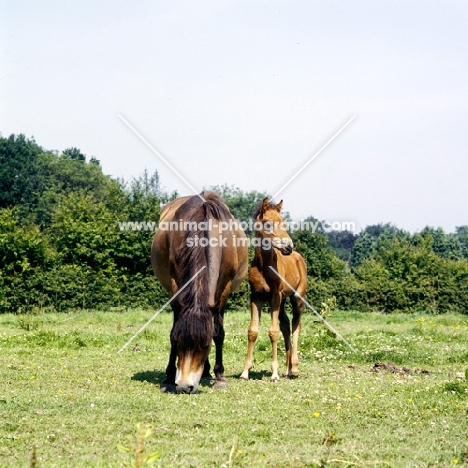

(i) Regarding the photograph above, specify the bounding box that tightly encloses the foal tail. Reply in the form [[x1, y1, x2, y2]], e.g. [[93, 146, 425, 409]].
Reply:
[[172, 191, 231, 350]]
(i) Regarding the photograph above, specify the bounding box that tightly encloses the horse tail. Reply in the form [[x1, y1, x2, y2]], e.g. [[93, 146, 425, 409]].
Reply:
[[172, 191, 231, 350]]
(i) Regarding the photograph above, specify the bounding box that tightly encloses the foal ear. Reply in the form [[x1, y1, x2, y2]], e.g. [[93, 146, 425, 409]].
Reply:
[[275, 200, 283, 212]]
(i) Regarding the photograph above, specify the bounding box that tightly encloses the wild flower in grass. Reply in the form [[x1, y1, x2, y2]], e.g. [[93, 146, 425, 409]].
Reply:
[[313, 412, 320, 417]]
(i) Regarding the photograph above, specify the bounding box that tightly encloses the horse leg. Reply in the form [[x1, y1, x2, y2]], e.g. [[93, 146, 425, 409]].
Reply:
[[279, 299, 292, 378], [160, 336, 177, 393], [160, 307, 179, 393], [211, 311, 228, 390], [290, 293, 304, 378], [269, 293, 282, 382], [240, 298, 262, 380], [202, 359, 212, 380]]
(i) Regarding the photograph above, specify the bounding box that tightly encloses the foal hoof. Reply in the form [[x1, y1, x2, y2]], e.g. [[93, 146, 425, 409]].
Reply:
[[212, 380, 229, 391], [160, 383, 176, 393], [201, 373, 213, 381]]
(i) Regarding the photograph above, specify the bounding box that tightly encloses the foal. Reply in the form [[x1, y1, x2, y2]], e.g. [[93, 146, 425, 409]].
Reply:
[[240, 199, 307, 382]]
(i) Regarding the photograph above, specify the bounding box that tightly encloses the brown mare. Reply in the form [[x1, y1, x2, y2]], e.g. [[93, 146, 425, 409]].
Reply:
[[151, 191, 248, 393], [240, 199, 307, 382]]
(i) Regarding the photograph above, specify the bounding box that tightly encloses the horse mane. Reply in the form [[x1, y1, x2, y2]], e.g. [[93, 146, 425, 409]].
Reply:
[[172, 191, 231, 351]]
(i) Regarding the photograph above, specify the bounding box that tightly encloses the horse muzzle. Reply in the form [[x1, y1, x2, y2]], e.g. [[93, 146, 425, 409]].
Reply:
[[175, 383, 199, 394], [175, 357, 204, 394], [272, 238, 294, 255]]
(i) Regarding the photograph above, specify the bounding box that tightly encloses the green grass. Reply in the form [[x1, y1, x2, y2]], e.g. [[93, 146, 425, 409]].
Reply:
[[1, 309, 468, 467]]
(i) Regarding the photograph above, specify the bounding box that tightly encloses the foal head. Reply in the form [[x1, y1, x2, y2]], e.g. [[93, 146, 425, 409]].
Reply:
[[255, 198, 294, 255]]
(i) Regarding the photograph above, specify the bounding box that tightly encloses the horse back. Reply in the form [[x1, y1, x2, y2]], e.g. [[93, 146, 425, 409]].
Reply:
[[151, 193, 248, 306]]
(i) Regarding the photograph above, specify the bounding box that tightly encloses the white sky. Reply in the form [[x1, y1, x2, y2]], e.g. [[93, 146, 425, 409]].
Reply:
[[1, 1, 467, 232]]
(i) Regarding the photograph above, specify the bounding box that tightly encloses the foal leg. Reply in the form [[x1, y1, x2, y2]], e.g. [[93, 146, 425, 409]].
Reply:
[[279, 299, 293, 378], [290, 293, 305, 378], [240, 298, 263, 380], [212, 311, 228, 390], [269, 293, 282, 382]]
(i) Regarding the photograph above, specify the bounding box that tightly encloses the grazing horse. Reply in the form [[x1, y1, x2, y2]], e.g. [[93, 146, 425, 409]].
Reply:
[[151, 191, 248, 394], [240, 198, 307, 382]]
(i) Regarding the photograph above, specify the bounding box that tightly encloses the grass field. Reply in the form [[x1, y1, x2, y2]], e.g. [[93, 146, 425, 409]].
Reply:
[[1, 308, 468, 467]]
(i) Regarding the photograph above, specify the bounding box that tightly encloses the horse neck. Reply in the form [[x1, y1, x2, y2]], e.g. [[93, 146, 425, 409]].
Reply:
[[254, 235, 277, 271], [179, 219, 224, 310]]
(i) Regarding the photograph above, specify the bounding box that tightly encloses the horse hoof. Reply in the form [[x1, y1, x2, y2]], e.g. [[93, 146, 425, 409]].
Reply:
[[160, 383, 176, 393], [212, 380, 229, 390], [271, 376, 280, 383], [201, 373, 213, 381], [239, 372, 249, 381]]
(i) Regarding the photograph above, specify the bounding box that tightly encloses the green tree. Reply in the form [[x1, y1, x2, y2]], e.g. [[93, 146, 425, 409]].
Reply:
[[292, 229, 347, 280], [63, 147, 86, 161], [351, 223, 409, 269], [35, 151, 124, 226], [355, 236, 468, 313], [0, 207, 53, 312], [117, 169, 174, 275], [419, 226, 462, 260], [0, 135, 174, 312], [0, 207, 51, 276], [456, 226, 468, 259], [325, 230, 358, 263], [47, 192, 122, 271], [44, 191, 167, 310], [0, 134, 44, 210], [289, 228, 363, 310]]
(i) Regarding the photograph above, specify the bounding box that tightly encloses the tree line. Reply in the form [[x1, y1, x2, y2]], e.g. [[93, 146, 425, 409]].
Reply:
[[1, 134, 467, 314]]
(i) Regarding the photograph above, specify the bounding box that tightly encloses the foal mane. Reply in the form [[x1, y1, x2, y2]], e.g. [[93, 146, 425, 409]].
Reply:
[[172, 191, 231, 351], [253, 198, 282, 220]]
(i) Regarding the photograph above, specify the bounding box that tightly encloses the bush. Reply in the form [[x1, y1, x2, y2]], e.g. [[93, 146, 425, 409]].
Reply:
[[355, 237, 468, 313]]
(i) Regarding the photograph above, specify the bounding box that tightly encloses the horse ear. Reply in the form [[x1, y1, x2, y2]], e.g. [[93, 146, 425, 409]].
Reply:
[[260, 198, 269, 217], [275, 200, 283, 212]]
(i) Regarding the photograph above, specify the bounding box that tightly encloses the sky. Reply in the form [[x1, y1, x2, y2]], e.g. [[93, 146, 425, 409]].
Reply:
[[1, 0, 467, 233]]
